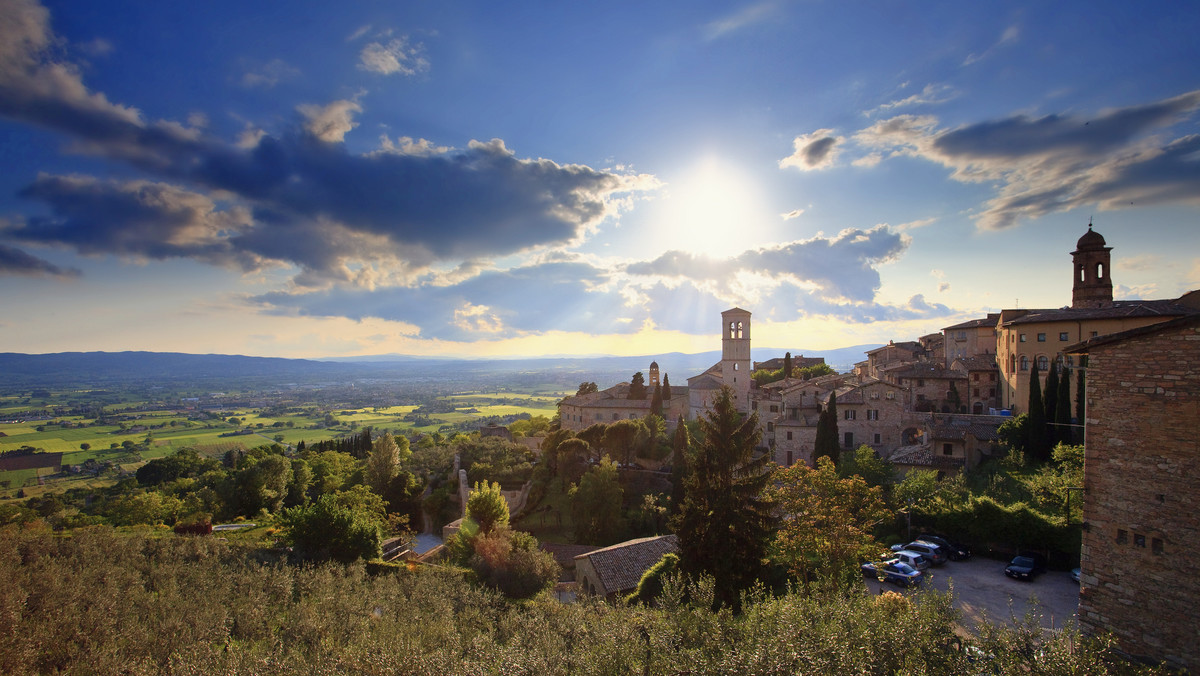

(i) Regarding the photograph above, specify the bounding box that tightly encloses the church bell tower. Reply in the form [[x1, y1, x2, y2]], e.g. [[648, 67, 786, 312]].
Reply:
[[720, 307, 752, 412], [1072, 223, 1113, 309]]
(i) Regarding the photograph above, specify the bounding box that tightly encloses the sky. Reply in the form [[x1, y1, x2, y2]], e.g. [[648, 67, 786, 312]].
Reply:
[[1, 0, 1199, 360]]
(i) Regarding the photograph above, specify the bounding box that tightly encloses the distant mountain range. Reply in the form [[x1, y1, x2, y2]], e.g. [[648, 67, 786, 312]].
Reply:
[[0, 345, 882, 390]]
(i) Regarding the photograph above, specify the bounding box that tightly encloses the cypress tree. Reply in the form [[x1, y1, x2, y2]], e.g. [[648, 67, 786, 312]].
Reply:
[[672, 387, 777, 611], [669, 416, 690, 516], [650, 384, 663, 417], [1056, 366, 1073, 445], [1043, 364, 1059, 444], [629, 372, 647, 400], [1027, 360, 1048, 462], [662, 374, 672, 401], [814, 392, 840, 466], [783, 352, 793, 380]]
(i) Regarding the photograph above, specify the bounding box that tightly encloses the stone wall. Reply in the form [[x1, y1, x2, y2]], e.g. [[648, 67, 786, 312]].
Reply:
[[1077, 321, 1200, 672]]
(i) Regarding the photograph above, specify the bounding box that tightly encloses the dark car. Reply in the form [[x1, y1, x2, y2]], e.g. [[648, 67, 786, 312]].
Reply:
[[1004, 554, 1047, 580], [861, 560, 924, 587], [916, 533, 972, 561]]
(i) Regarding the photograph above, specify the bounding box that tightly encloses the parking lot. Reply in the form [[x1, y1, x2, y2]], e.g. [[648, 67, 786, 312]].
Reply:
[[863, 556, 1080, 634]]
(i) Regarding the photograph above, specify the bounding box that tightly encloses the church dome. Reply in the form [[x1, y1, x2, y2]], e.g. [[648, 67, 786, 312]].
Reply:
[[1076, 225, 1107, 250]]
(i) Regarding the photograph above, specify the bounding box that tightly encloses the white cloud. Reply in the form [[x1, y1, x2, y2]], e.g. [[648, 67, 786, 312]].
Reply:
[[865, 83, 956, 117], [779, 128, 843, 171], [780, 208, 804, 220], [297, 99, 362, 143], [964, 24, 1020, 66], [359, 37, 429, 76], [704, 1, 779, 40], [241, 58, 300, 89]]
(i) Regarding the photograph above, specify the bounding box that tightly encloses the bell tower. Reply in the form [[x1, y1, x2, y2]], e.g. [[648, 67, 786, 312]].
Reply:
[[648, 361, 660, 388], [720, 307, 752, 412], [1072, 223, 1113, 309]]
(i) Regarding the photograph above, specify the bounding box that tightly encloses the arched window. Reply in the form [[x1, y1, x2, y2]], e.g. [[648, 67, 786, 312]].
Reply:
[[1078, 264, 1085, 283], [1020, 356, 1029, 371], [1097, 262, 1105, 280], [1009, 354, 1016, 374], [1037, 356, 1049, 371]]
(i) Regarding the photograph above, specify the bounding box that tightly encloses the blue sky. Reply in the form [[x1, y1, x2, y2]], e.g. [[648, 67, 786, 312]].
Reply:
[[1, 0, 1198, 358]]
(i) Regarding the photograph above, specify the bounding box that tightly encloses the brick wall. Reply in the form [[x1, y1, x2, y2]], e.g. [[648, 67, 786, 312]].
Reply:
[[1077, 322, 1200, 672]]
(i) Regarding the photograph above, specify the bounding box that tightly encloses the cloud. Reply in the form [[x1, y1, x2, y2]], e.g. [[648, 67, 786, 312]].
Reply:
[[626, 225, 909, 303], [241, 58, 300, 89], [780, 208, 804, 220], [298, 99, 362, 143], [0, 2, 655, 285], [894, 217, 937, 231], [852, 91, 1200, 229], [779, 128, 843, 171], [0, 242, 80, 278], [963, 24, 1019, 66], [704, 1, 778, 40], [359, 37, 429, 76], [865, 83, 956, 117], [11, 174, 261, 268]]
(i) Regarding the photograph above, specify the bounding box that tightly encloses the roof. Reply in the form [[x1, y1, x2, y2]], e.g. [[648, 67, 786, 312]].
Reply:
[[943, 314, 1000, 331], [866, 341, 923, 356], [887, 445, 966, 469], [1075, 225, 1108, 251], [575, 535, 679, 595], [891, 363, 967, 380], [541, 543, 599, 568], [1065, 312, 1200, 354], [1000, 299, 1196, 326], [952, 355, 998, 371]]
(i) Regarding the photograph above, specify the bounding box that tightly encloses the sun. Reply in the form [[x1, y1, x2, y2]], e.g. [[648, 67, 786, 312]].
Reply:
[[650, 155, 772, 258]]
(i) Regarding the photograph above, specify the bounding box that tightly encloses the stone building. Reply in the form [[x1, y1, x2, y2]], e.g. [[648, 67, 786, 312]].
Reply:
[[1068, 314, 1200, 672], [558, 381, 689, 433], [942, 314, 999, 368], [574, 534, 679, 601]]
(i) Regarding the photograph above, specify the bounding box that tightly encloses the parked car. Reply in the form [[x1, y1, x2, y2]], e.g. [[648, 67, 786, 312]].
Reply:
[[891, 550, 931, 570], [861, 560, 924, 587], [890, 541, 947, 566], [1004, 553, 1048, 580], [1070, 567, 1081, 583], [915, 533, 972, 561]]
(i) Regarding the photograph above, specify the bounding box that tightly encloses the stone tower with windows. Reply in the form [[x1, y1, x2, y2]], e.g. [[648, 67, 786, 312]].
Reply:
[[1072, 224, 1114, 309], [721, 307, 752, 412], [648, 361, 660, 388]]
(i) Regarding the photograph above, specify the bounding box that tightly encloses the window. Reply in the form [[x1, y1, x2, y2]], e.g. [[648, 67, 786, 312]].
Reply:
[[752, 401, 758, 410], [973, 373, 979, 381], [786, 451, 793, 465], [917, 379, 925, 387], [942, 443, 953, 456], [1133, 533, 1146, 548], [1037, 333, 1046, 342], [988, 388, 995, 397], [612, 413, 619, 420], [1091, 331, 1099, 337], [973, 388, 980, 397], [1020, 356, 1029, 371], [1037, 356, 1049, 370], [1059, 332, 1069, 341], [767, 422, 774, 432], [769, 405, 778, 413], [1116, 529, 1128, 544], [629, 413, 636, 419], [866, 409, 879, 420], [1152, 538, 1164, 555], [885, 391, 895, 400], [786, 431, 793, 441], [843, 432, 854, 448], [873, 433, 881, 444], [1020, 334, 1027, 342], [844, 410, 856, 420]]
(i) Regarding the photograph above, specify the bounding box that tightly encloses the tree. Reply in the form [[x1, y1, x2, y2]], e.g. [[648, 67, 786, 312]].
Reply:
[[662, 374, 672, 401], [466, 480, 510, 534], [1027, 360, 1049, 462], [555, 438, 591, 485], [947, 381, 962, 413], [570, 457, 625, 545], [626, 552, 679, 606], [672, 386, 777, 610], [576, 382, 598, 396], [837, 445, 895, 490], [1056, 366, 1073, 445], [278, 490, 386, 563], [1043, 362, 1060, 442], [365, 432, 406, 495], [783, 352, 793, 379], [997, 413, 1029, 455], [650, 383, 663, 417], [577, 423, 608, 454], [628, 372, 647, 400], [814, 393, 840, 466], [79, 443, 90, 452], [670, 415, 690, 515], [771, 457, 889, 586], [604, 418, 648, 465]]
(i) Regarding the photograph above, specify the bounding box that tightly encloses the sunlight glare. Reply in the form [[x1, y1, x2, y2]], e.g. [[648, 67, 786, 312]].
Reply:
[[652, 156, 771, 258]]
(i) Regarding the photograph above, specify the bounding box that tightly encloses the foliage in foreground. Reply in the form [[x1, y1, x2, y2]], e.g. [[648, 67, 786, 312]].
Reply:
[[0, 526, 1165, 676]]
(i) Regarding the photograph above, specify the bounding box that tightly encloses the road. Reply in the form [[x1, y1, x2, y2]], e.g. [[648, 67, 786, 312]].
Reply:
[[864, 556, 1080, 634]]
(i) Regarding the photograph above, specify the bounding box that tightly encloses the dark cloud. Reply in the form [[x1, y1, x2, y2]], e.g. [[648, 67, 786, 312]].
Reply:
[[0, 243, 80, 278], [626, 226, 908, 302], [0, 0, 653, 280], [779, 128, 843, 171], [853, 91, 1200, 229]]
